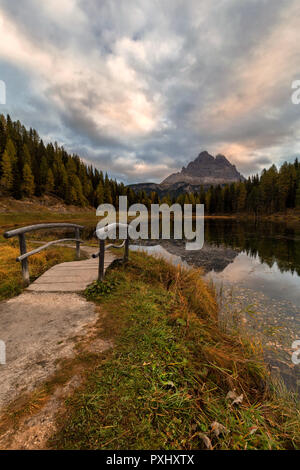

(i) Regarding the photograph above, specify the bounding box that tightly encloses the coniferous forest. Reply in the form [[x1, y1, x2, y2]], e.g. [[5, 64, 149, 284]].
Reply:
[[0, 114, 132, 208], [0, 113, 300, 215]]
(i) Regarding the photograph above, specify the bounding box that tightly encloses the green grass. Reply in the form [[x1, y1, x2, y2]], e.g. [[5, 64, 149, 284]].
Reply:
[[50, 252, 300, 450]]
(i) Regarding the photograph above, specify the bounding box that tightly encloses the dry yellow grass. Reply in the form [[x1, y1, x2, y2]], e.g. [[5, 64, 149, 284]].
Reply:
[[0, 236, 81, 300]]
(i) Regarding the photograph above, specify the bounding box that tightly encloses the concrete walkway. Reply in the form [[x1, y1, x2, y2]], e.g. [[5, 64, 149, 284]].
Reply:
[[27, 246, 116, 292], [0, 245, 117, 409], [0, 292, 99, 408]]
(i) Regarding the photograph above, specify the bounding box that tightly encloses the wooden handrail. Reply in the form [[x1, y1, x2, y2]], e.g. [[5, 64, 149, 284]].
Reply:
[[94, 223, 130, 281], [3, 221, 130, 287], [95, 238, 129, 281], [3, 223, 84, 286], [17, 238, 84, 262], [92, 240, 125, 259], [3, 223, 83, 239]]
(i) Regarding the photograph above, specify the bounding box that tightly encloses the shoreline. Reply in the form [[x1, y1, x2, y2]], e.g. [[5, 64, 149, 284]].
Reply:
[[0, 239, 299, 449], [49, 251, 300, 450]]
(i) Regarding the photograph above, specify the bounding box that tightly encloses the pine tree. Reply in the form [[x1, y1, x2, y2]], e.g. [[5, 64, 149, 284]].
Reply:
[[23, 144, 31, 166], [103, 176, 113, 204], [260, 165, 278, 213], [68, 186, 78, 205], [45, 168, 54, 193], [2, 138, 17, 196], [73, 175, 86, 206], [295, 183, 300, 208], [95, 181, 104, 206], [237, 183, 247, 212], [0, 114, 7, 160], [0, 149, 13, 191], [21, 163, 35, 196], [278, 163, 290, 211], [5, 138, 16, 163], [39, 155, 48, 194], [82, 180, 92, 202], [60, 167, 69, 201], [161, 194, 172, 206]]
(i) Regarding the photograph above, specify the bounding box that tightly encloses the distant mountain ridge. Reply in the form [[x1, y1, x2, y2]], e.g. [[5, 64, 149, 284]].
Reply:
[[162, 151, 245, 186], [128, 151, 245, 196]]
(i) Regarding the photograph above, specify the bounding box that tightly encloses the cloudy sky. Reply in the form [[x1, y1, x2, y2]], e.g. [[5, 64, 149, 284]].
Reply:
[[0, 0, 300, 183]]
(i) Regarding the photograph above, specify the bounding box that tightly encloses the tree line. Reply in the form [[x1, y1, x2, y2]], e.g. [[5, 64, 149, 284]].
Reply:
[[128, 160, 300, 215], [178, 159, 300, 215], [1, 114, 299, 214], [0, 114, 137, 207]]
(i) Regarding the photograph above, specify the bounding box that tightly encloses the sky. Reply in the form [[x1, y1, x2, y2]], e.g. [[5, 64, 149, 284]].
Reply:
[[0, 0, 300, 184]]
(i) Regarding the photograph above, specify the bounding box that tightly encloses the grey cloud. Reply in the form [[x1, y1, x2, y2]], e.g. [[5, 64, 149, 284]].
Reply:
[[0, 0, 300, 182]]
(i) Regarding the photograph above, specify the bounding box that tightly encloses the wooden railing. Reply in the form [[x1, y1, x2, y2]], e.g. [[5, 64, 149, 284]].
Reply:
[[4, 222, 131, 286], [3, 223, 84, 286], [92, 223, 130, 281]]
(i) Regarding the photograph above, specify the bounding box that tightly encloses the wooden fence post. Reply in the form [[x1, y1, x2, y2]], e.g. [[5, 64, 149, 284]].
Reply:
[[98, 239, 105, 281], [18, 233, 30, 286], [124, 238, 129, 263], [75, 228, 80, 259]]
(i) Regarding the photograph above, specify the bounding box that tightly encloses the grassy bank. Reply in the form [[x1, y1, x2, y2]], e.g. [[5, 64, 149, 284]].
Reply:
[[50, 252, 300, 450], [0, 236, 85, 300], [0, 211, 97, 233], [204, 208, 300, 222], [0, 197, 96, 300], [0, 195, 97, 232]]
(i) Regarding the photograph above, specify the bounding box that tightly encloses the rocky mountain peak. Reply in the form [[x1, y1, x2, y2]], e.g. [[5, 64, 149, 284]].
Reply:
[[196, 150, 215, 161], [161, 151, 245, 186]]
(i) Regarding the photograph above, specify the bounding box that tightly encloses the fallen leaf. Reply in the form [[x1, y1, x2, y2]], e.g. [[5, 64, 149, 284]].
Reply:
[[249, 426, 258, 435], [162, 380, 176, 388], [198, 433, 213, 450], [211, 421, 230, 437], [226, 390, 243, 406], [226, 390, 237, 400], [232, 394, 243, 406]]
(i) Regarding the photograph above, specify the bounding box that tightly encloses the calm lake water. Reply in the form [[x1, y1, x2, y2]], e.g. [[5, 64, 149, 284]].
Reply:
[[130, 219, 300, 392]]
